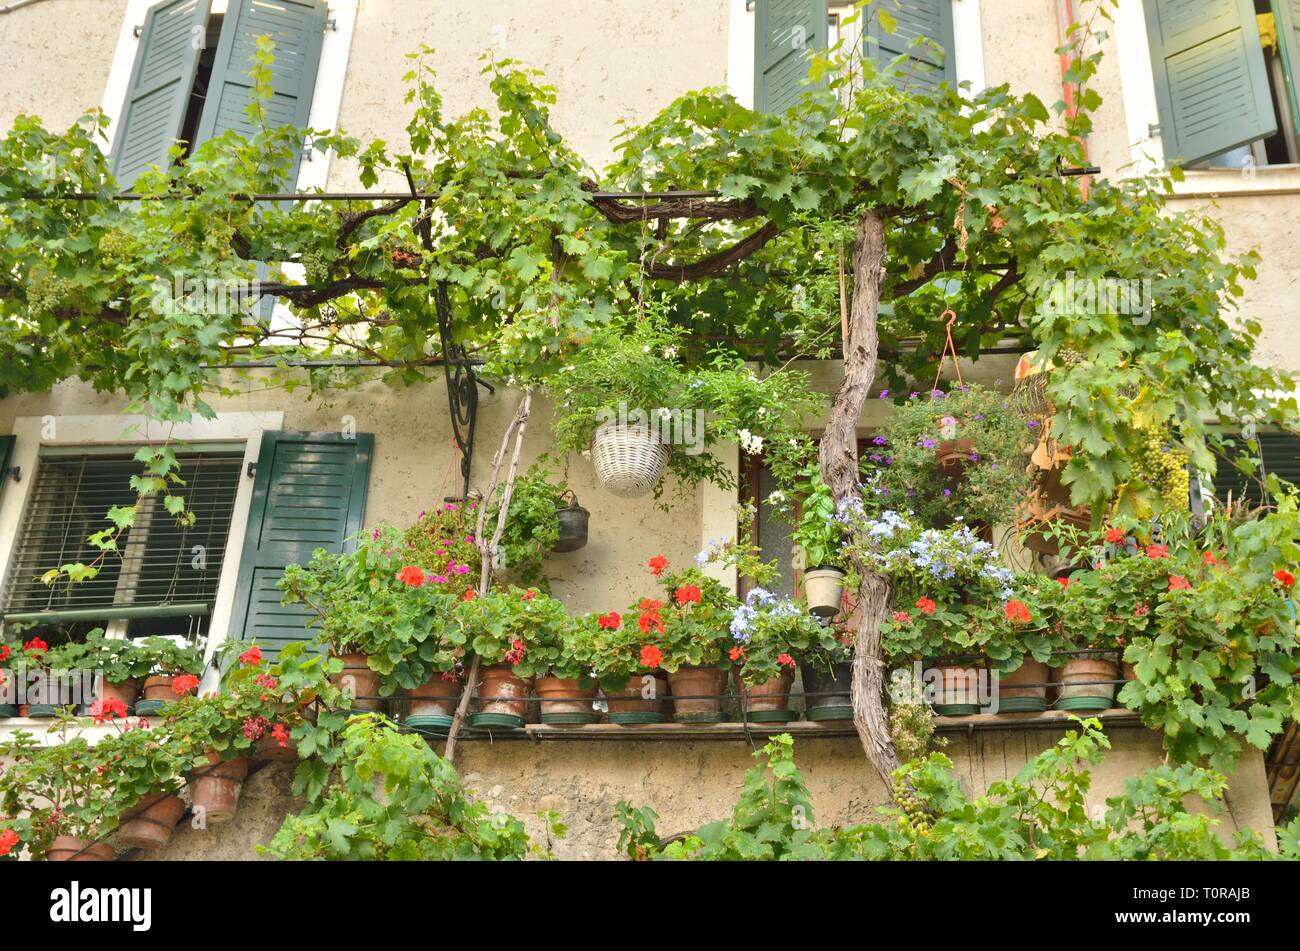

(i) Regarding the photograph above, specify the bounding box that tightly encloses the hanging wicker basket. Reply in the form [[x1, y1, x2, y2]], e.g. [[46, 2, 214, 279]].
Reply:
[[589, 421, 671, 498]]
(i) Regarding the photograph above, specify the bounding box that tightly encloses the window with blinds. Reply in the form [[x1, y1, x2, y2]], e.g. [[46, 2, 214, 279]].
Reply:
[[1212, 431, 1300, 508], [1, 450, 242, 631]]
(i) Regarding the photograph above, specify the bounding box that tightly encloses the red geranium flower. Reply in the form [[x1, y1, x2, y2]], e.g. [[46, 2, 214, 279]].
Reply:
[[271, 723, 290, 748], [647, 555, 669, 576], [242, 715, 269, 742], [90, 697, 128, 724], [1105, 528, 1125, 544], [505, 638, 527, 666], [463, 588, 477, 601], [521, 589, 537, 601], [891, 611, 911, 624], [1004, 600, 1031, 624], [1134, 603, 1150, 618], [640, 645, 663, 669], [598, 611, 622, 630], [915, 597, 936, 615], [777, 653, 796, 670], [396, 565, 425, 587], [0, 644, 9, 663], [23, 637, 48, 656], [1056, 576, 1070, 588], [239, 645, 262, 666], [729, 645, 745, 662], [1202, 551, 1218, 565], [1168, 575, 1192, 591], [0, 828, 19, 856], [639, 598, 663, 611], [1146, 544, 1168, 559], [675, 584, 702, 605], [171, 673, 200, 696], [638, 613, 665, 635], [1274, 569, 1295, 587]]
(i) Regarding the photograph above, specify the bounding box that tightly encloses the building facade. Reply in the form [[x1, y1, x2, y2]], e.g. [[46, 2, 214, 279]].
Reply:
[[0, 0, 1293, 857]]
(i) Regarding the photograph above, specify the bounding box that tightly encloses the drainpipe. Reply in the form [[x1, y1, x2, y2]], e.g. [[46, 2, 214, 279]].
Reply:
[[1056, 0, 1093, 198]]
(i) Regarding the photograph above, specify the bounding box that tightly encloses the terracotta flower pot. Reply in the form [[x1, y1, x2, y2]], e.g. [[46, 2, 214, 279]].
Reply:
[[468, 665, 533, 730], [802, 660, 854, 721], [1052, 656, 1119, 712], [665, 666, 727, 722], [997, 658, 1048, 713], [803, 567, 846, 619], [934, 437, 976, 476], [136, 674, 176, 716], [99, 677, 141, 714], [188, 753, 250, 823], [534, 675, 599, 725], [255, 730, 298, 761], [604, 672, 669, 725], [331, 652, 384, 712], [931, 663, 982, 716], [117, 793, 186, 850], [47, 835, 116, 862], [742, 667, 796, 723], [403, 672, 463, 733]]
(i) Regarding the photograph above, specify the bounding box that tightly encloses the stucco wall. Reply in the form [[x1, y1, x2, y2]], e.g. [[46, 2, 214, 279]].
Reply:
[[0, 1, 117, 133], [132, 725, 1277, 860]]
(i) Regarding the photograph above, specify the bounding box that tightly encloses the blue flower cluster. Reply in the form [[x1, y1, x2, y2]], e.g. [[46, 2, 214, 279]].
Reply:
[[730, 587, 802, 641]]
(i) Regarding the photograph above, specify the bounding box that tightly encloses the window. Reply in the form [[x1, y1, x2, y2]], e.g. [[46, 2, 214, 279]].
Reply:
[[110, 0, 328, 189], [0, 449, 243, 644], [1142, 0, 1300, 168], [753, 0, 956, 112], [1211, 431, 1300, 507]]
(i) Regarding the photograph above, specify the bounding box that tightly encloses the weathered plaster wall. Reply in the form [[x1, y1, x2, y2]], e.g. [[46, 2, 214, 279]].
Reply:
[[0, 2, 117, 133], [134, 726, 1277, 860], [329, 0, 730, 183]]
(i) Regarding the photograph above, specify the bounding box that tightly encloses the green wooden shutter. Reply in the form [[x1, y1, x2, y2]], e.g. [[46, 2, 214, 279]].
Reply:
[[1275, 0, 1300, 133], [755, 0, 830, 113], [1144, 0, 1277, 166], [194, 0, 326, 160], [867, 0, 956, 91], [1212, 432, 1300, 506], [228, 431, 372, 656], [109, 0, 212, 188]]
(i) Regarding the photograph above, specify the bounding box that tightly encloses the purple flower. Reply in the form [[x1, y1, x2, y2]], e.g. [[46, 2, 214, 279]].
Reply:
[[918, 437, 935, 449], [1028, 420, 1041, 429], [968, 452, 979, 462], [869, 454, 882, 463], [878, 390, 889, 399], [417, 510, 426, 520], [873, 436, 888, 446], [431, 575, 449, 584], [973, 414, 985, 421], [372, 528, 381, 541], [885, 456, 894, 465], [942, 488, 952, 498], [910, 391, 919, 400]]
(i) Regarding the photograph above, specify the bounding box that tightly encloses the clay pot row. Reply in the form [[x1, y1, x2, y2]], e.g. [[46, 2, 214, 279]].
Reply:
[[0, 674, 182, 720], [931, 656, 1132, 716]]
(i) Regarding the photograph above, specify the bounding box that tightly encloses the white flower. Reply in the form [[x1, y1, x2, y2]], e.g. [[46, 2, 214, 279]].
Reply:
[[642, 345, 652, 353], [767, 490, 786, 506], [737, 429, 764, 454], [662, 345, 678, 360]]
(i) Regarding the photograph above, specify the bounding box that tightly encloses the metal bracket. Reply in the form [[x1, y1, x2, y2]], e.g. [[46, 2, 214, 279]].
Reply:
[[4, 466, 19, 483], [132, 24, 142, 38], [1147, 122, 1161, 138], [246, 462, 258, 478]]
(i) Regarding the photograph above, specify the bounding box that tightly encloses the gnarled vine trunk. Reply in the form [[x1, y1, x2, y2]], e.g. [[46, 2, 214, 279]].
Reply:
[[816, 209, 901, 784]]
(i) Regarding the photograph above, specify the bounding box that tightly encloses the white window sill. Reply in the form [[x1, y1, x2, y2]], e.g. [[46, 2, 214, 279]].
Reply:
[[0, 718, 126, 745], [1167, 164, 1300, 199]]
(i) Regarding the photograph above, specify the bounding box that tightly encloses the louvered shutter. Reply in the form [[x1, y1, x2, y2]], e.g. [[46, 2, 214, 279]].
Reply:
[[1, 451, 241, 623], [867, 0, 956, 91], [228, 432, 372, 656], [755, 0, 830, 113], [1212, 432, 1300, 507], [1275, 0, 1300, 133], [194, 0, 325, 166], [109, 0, 212, 189], [1143, 0, 1277, 166]]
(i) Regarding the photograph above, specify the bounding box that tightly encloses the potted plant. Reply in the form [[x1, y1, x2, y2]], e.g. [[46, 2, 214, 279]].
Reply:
[[531, 612, 600, 726], [798, 629, 855, 722], [578, 607, 671, 725], [729, 589, 841, 723], [462, 587, 566, 730], [0, 637, 17, 717], [867, 384, 1033, 530], [631, 555, 740, 722], [791, 466, 850, 618], [133, 636, 205, 716], [546, 318, 818, 503], [99, 722, 189, 851], [488, 459, 582, 580], [0, 717, 119, 860], [19, 636, 73, 718]]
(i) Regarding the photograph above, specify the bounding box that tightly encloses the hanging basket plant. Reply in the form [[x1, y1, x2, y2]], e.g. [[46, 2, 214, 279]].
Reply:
[[589, 421, 671, 498]]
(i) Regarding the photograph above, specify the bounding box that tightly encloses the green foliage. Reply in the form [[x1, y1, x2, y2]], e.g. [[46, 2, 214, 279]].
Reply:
[[279, 525, 470, 692], [262, 714, 538, 860], [789, 464, 848, 569], [487, 460, 567, 586], [618, 722, 1299, 861], [44, 631, 203, 684], [729, 589, 845, 688], [463, 585, 570, 679], [867, 384, 1034, 527]]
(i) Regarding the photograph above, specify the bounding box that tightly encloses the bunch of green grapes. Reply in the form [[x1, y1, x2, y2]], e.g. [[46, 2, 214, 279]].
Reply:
[[1133, 424, 1190, 510], [892, 776, 932, 838], [299, 247, 332, 285], [23, 269, 76, 315]]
